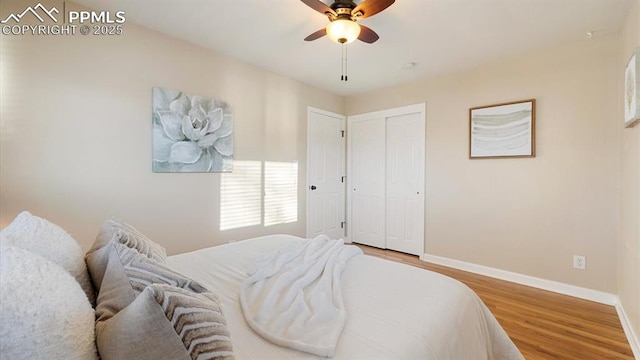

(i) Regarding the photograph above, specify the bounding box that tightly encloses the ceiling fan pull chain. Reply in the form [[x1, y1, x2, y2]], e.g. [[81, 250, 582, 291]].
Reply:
[[344, 43, 348, 82], [341, 43, 345, 81]]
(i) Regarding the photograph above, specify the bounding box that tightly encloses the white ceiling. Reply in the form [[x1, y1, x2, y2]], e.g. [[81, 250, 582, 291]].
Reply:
[[74, 0, 632, 96]]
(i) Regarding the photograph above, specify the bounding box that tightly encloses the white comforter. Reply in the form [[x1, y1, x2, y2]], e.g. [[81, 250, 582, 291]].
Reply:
[[166, 234, 523, 360], [239, 235, 362, 357]]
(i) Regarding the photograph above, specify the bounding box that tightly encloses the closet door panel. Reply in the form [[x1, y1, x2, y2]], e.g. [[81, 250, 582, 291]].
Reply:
[[386, 112, 425, 255], [350, 118, 386, 248]]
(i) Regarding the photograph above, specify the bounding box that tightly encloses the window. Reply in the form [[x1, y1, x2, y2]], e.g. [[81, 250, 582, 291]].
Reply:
[[220, 161, 298, 230], [265, 162, 298, 226], [219, 161, 262, 231]]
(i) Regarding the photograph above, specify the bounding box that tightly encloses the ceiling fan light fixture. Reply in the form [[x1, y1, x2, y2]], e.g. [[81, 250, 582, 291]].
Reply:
[[326, 19, 361, 44]]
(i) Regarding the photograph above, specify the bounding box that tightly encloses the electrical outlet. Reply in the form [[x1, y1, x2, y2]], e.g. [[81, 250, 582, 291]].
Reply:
[[573, 255, 586, 270]]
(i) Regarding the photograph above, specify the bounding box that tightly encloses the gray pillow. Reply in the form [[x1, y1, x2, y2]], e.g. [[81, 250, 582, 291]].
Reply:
[[95, 243, 206, 322], [86, 217, 167, 291], [96, 284, 234, 360]]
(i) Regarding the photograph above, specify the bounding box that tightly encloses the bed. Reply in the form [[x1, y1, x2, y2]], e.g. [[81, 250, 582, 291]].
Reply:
[[166, 234, 523, 360], [0, 212, 523, 360]]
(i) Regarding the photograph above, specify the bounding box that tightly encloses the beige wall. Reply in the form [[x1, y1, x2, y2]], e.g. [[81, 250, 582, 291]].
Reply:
[[346, 37, 621, 293], [0, 0, 634, 300], [619, 0, 640, 347], [0, 0, 344, 254]]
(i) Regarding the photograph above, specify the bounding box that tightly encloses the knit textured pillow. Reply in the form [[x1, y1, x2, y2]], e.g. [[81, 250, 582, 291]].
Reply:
[[95, 243, 207, 321], [96, 284, 234, 360], [0, 246, 98, 360], [86, 217, 167, 292], [0, 211, 95, 304]]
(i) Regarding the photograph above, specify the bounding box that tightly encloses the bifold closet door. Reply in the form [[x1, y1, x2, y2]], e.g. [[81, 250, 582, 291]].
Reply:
[[385, 113, 425, 255], [349, 117, 386, 248]]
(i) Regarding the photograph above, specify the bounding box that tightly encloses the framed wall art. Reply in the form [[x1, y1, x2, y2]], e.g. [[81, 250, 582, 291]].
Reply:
[[152, 87, 233, 173], [624, 48, 640, 128], [469, 99, 535, 159]]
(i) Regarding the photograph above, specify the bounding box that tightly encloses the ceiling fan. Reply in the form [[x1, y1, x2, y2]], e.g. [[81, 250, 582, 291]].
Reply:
[[301, 0, 395, 44]]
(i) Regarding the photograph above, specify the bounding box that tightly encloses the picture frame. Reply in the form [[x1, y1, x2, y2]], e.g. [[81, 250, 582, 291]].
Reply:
[[469, 99, 536, 159], [624, 48, 640, 128], [152, 87, 234, 173]]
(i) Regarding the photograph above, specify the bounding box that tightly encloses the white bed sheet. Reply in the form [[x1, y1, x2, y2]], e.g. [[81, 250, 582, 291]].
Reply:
[[166, 234, 523, 360]]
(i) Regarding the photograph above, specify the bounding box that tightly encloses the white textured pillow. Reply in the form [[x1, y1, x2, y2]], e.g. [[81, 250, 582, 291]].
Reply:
[[0, 246, 98, 360], [0, 211, 95, 303]]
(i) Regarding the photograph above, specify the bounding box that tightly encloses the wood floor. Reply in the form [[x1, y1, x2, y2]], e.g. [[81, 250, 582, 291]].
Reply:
[[355, 244, 635, 360]]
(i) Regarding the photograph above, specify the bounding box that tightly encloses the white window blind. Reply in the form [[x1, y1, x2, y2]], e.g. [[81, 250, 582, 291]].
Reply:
[[264, 161, 298, 227], [219, 161, 262, 230]]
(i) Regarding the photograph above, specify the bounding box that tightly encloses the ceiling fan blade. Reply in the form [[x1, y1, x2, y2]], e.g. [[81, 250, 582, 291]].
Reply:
[[352, 0, 395, 19], [304, 28, 327, 41], [357, 25, 379, 43], [300, 0, 337, 16]]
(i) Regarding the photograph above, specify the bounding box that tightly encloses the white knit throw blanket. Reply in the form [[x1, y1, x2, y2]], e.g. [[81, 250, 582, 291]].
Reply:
[[239, 235, 363, 357]]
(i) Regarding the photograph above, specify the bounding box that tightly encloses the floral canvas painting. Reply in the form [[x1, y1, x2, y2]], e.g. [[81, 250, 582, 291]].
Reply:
[[152, 87, 233, 172]]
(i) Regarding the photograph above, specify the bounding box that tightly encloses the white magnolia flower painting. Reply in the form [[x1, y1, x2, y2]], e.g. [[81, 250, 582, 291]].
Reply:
[[152, 87, 233, 172]]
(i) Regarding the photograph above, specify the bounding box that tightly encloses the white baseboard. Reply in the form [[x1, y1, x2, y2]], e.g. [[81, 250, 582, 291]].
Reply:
[[420, 253, 640, 359], [419, 253, 618, 305], [616, 302, 640, 359]]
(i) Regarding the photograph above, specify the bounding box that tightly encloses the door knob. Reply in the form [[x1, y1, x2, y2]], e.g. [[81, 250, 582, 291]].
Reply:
[[310, 185, 317, 190]]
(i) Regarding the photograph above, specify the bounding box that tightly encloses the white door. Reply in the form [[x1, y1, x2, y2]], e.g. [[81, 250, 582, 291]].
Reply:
[[385, 112, 425, 255], [348, 117, 386, 248], [347, 103, 426, 255], [306, 107, 345, 240]]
